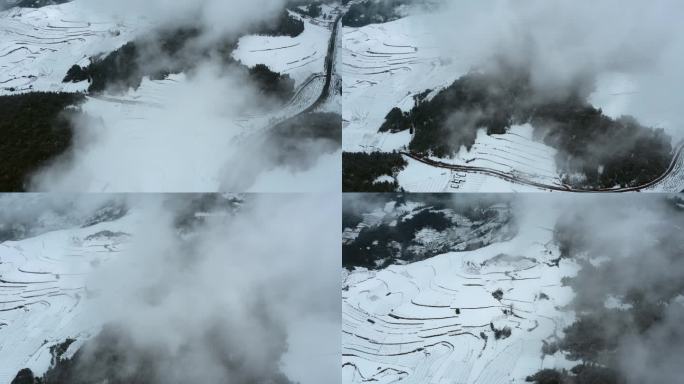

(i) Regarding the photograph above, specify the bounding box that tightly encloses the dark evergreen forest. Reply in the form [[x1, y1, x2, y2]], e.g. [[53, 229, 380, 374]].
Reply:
[[342, 0, 409, 27], [342, 195, 512, 270], [381, 69, 672, 189], [63, 12, 302, 100], [0, 92, 84, 191], [342, 152, 407, 192]]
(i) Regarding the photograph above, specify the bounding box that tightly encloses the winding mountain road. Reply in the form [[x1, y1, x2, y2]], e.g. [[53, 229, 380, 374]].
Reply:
[[301, 14, 342, 114], [401, 141, 684, 192]]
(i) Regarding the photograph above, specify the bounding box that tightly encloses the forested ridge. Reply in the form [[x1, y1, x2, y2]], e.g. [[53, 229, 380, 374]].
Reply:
[[342, 195, 515, 270], [380, 68, 672, 189], [342, 152, 407, 192], [62, 12, 302, 99]]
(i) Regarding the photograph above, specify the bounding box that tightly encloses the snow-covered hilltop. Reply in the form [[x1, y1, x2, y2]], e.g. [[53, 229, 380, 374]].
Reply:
[[0, 1, 139, 95], [342, 195, 578, 383], [0, 0, 344, 193], [342, 194, 684, 384], [341, 0, 684, 193], [1, 194, 341, 384], [0, 198, 134, 382]]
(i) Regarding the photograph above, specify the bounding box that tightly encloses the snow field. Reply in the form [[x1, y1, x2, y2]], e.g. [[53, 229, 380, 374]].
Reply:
[[0, 0, 141, 95], [397, 125, 562, 192], [343, 216, 579, 383], [342, 15, 463, 152], [0, 213, 138, 382]]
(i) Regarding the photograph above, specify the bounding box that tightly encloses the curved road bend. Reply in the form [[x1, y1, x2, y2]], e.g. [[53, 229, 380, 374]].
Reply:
[[401, 141, 684, 193]]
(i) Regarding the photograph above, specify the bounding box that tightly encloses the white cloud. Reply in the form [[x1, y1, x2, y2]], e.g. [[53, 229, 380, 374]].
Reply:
[[423, 0, 684, 136]]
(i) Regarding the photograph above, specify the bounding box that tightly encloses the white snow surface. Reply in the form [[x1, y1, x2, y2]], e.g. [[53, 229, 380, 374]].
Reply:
[[28, 70, 339, 192], [0, 212, 138, 382], [0, 199, 341, 384], [0, 1, 143, 95], [342, 14, 463, 153], [232, 16, 330, 88], [1, 3, 340, 192], [340, 14, 565, 192], [341, 12, 684, 192], [343, 207, 580, 384], [396, 125, 562, 192]]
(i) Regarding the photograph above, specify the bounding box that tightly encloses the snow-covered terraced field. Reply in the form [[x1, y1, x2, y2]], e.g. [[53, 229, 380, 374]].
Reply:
[[233, 8, 342, 117], [342, 11, 684, 192], [233, 15, 331, 87], [340, 14, 568, 192], [342, 14, 463, 152], [0, 1, 140, 95], [644, 141, 684, 192], [397, 159, 546, 193], [343, 212, 579, 384], [1, 3, 341, 192], [34, 69, 337, 192], [439, 126, 559, 183], [0, 213, 136, 383], [397, 125, 562, 192], [396, 138, 684, 193]]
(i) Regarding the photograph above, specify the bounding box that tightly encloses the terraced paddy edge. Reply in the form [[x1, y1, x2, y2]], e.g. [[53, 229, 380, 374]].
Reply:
[[342, 194, 684, 384], [1, 194, 341, 384], [341, 7, 684, 193], [0, 206, 136, 382], [342, 195, 574, 383], [0, 1, 345, 192]]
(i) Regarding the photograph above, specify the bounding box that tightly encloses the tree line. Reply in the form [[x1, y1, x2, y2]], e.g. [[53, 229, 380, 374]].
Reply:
[[342, 151, 407, 192], [0, 92, 84, 191], [379, 68, 672, 189], [63, 10, 303, 99], [342, 0, 409, 27]]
